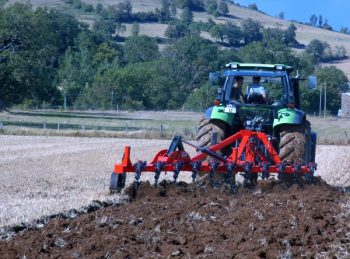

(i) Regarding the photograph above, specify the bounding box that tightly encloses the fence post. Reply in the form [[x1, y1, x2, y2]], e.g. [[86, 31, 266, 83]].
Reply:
[[125, 124, 128, 132], [0, 122, 3, 129], [57, 122, 60, 133], [43, 122, 46, 129], [160, 123, 163, 137], [82, 124, 85, 132]]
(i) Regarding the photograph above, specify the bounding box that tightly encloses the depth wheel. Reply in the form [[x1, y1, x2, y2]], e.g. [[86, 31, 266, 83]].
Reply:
[[109, 172, 126, 194]]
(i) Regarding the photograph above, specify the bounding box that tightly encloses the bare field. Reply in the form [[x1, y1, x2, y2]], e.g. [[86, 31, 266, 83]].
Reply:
[[0, 135, 349, 227]]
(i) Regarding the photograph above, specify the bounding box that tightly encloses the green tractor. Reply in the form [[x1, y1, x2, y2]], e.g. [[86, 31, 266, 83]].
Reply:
[[110, 63, 318, 194], [196, 62, 317, 165]]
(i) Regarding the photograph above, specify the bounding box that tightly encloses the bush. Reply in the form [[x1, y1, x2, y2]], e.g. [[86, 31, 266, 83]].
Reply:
[[84, 4, 94, 12]]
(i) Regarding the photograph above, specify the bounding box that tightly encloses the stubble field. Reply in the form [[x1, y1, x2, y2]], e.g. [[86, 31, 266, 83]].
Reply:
[[0, 135, 349, 227]]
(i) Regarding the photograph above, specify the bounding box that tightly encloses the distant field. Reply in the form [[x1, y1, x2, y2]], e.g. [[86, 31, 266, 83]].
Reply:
[[0, 110, 349, 144], [0, 110, 200, 139]]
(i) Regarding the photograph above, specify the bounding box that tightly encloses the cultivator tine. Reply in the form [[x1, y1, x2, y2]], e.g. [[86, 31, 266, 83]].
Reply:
[[293, 163, 302, 181], [134, 161, 147, 192], [154, 161, 165, 187], [191, 161, 201, 183], [243, 162, 254, 188], [278, 161, 287, 184], [305, 163, 317, 183], [225, 162, 238, 194], [209, 160, 220, 187], [173, 161, 184, 184], [261, 162, 270, 180]]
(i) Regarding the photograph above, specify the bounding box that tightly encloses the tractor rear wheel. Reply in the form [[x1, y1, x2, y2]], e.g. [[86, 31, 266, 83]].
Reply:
[[196, 117, 229, 148], [278, 120, 311, 164]]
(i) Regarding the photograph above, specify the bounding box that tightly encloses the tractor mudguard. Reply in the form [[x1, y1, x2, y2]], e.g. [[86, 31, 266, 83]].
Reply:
[[273, 108, 305, 128], [204, 105, 234, 125]]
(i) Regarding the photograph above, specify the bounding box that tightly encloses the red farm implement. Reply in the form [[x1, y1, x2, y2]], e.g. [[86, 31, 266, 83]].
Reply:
[[110, 129, 317, 194]]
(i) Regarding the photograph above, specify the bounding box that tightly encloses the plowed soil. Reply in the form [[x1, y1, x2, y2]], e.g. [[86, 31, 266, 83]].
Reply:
[[1, 178, 349, 258]]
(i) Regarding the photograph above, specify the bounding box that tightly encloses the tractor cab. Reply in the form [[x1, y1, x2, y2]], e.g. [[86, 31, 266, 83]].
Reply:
[[221, 63, 295, 106]]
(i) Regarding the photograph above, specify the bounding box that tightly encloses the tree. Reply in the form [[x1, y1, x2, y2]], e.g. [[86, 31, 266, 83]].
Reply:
[[309, 14, 317, 26], [93, 17, 116, 38], [263, 27, 285, 47], [205, 0, 217, 15], [224, 22, 242, 46], [110, 0, 133, 22], [284, 23, 298, 46], [318, 15, 323, 27], [340, 26, 349, 34], [239, 42, 274, 63], [93, 42, 121, 65], [218, 1, 229, 16], [175, 0, 190, 9], [184, 83, 216, 111], [95, 3, 103, 14], [241, 18, 263, 44], [164, 36, 220, 93], [131, 22, 140, 36], [248, 3, 258, 11], [123, 35, 159, 63], [175, 0, 204, 11], [0, 3, 81, 106], [170, 4, 177, 17], [155, 0, 171, 22], [278, 11, 284, 20], [0, 0, 8, 9], [180, 7, 193, 23], [57, 32, 96, 105], [306, 39, 328, 62], [316, 66, 349, 114], [322, 19, 333, 31], [115, 22, 126, 36], [164, 21, 189, 39], [210, 24, 226, 43]]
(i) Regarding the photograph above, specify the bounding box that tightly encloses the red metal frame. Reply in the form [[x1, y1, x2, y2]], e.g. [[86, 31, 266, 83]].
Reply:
[[113, 130, 316, 177]]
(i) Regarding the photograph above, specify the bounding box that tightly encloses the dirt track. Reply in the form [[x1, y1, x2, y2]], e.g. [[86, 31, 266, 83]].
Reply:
[[1, 135, 350, 257]]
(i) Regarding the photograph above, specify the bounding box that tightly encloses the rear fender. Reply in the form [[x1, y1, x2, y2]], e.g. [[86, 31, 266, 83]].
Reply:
[[273, 108, 305, 128], [204, 106, 234, 125]]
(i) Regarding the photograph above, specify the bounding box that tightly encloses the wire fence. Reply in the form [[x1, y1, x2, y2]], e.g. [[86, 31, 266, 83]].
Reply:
[[0, 120, 197, 139]]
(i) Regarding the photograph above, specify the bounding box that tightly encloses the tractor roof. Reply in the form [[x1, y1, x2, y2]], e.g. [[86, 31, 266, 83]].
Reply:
[[225, 62, 293, 72]]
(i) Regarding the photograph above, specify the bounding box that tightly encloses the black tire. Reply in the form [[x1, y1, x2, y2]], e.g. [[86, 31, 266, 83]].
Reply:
[[109, 172, 126, 194], [196, 117, 229, 148], [278, 120, 311, 164]]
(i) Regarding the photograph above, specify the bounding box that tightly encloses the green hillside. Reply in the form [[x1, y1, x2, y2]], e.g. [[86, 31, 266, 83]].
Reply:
[[21, 0, 350, 77], [0, 0, 349, 114]]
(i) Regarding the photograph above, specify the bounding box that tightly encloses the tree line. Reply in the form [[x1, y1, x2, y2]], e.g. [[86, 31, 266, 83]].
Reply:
[[0, 1, 348, 115]]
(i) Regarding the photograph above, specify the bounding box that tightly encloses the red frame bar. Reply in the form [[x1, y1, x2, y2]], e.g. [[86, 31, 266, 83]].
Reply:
[[113, 130, 315, 176]]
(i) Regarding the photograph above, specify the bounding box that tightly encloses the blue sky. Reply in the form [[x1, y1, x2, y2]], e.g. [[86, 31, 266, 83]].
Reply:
[[234, 0, 349, 31]]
